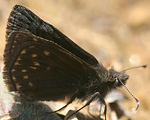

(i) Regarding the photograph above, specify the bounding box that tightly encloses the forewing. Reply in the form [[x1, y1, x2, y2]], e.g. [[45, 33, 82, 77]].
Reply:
[[6, 5, 99, 66], [3, 32, 99, 101]]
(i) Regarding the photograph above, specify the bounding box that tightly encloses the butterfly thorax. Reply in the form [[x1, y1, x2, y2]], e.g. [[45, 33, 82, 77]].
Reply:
[[84, 65, 129, 97]]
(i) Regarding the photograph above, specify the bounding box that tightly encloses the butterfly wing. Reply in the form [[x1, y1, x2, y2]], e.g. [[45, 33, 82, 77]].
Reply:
[[4, 32, 99, 101], [6, 5, 99, 66]]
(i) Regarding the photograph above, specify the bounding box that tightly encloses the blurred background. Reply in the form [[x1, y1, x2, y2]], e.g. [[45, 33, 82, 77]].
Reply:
[[0, 0, 149, 119]]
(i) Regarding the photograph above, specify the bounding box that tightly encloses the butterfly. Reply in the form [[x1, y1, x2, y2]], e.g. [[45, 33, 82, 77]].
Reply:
[[3, 5, 131, 119]]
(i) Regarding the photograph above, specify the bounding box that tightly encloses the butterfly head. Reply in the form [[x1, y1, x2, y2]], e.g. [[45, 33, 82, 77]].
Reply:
[[107, 68, 129, 87]]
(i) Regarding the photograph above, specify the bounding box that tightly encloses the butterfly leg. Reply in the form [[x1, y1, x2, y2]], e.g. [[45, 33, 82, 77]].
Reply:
[[54, 94, 76, 112], [65, 92, 105, 120], [43, 93, 77, 117], [98, 93, 107, 120], [87, 100, 105, 119]]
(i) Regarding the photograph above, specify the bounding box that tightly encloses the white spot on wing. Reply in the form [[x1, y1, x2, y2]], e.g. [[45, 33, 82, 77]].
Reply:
[[33, 37, 37, 41], [23, 75, 28, 79], [12, 69, 16, 72], [29, 45, 35, 49], [16, 83, 21, 89], [34, 62, 40, 66], [21, 49, 26, 54], [29, 66, 37, 70], [32, 54, 37, 58], [22, 69, 27, 72], [12, 76, 16, 81], [44, 50, 50, 56], [17, 57, 21, 61], [29, 82, 33, 86], [14, 61, 20, 65]]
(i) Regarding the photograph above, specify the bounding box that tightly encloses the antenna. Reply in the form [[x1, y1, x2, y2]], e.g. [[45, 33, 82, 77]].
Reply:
[[121, 65, 147, 72], [119, 64, 147, 111], [118, 79, 139, 111]]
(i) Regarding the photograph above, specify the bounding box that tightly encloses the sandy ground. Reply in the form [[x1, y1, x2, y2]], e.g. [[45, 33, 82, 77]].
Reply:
[[0, 0, 150, 120]]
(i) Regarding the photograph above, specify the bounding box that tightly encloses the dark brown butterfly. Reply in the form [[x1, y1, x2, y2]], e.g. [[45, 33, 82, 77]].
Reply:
[[3, 5, 136, 119]]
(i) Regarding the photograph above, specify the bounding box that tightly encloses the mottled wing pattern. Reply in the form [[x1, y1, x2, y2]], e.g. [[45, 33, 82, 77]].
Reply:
[[3, 32, 99, 101], [6, 5, 99, 66]]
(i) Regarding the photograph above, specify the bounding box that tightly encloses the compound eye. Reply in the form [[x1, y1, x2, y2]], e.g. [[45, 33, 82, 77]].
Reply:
[[110, 77, 118, 82], [109, 77, 115, 82]]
